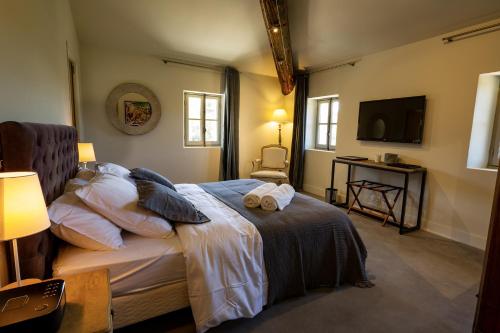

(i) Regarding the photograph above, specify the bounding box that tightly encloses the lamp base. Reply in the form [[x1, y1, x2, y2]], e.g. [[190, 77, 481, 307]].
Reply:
[[12, 238, 21, 287], [278, 123, 282, 146]]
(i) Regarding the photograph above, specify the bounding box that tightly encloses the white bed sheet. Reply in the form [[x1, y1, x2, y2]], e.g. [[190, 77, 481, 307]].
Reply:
[[175, 184, 266, 333], [53, 232, 186, 297]]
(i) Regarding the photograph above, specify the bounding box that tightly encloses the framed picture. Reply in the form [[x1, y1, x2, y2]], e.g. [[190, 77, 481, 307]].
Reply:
[[124, 101, 152, 127], [105, 83, 161, 135]]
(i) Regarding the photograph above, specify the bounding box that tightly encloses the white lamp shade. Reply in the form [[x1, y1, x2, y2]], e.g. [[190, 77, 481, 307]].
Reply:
[[272, 109, 288, 123], [78, 143, 96, 163], [0, 172, 50, 241]]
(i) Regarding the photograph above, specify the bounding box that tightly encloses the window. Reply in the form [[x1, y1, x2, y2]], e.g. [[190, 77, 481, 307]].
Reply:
[[467, 72, 500, 170], [315, 98, 339, 150], [184, 92, 222, 147]]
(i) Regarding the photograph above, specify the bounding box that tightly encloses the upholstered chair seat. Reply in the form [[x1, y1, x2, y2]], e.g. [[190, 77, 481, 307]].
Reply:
[[250, 145, 289, 185]]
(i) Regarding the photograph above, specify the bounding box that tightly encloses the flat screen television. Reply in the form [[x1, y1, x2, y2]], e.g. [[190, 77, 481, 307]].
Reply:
[[357, 95, 426, 144]]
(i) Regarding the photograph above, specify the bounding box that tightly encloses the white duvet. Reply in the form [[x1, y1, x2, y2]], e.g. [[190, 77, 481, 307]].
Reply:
[[174, 184, 267, 333]]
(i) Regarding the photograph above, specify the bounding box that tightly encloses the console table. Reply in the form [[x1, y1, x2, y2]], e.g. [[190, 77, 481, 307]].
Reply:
[[330, 158, 427, 234]]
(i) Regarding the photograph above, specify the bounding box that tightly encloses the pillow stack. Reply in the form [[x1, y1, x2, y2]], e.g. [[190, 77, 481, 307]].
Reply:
[[75, 173, 175, 239], [48, 163, 185, 252]]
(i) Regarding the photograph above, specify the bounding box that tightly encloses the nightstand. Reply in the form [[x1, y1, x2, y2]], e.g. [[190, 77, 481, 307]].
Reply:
[[0, 269, 112, 332], [58, 269, 113, 333]]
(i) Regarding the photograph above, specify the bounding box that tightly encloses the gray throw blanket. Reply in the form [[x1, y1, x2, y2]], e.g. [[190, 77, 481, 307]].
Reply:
[[199, 179, 371, 306]]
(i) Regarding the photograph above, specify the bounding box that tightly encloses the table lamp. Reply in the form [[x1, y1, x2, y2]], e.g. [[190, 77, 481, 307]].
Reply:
[[272, 108, 288, 146], [0, 172, 50, 287], [78, 143, 96, 169]]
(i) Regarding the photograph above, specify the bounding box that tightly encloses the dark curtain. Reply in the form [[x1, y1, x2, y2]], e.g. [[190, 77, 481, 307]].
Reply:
[[220, 67, 240, 180], [289, 71, 309, 190]]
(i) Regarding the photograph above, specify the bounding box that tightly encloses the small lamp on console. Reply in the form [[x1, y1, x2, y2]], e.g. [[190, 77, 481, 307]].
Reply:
[[78, 142, 96, 169], [0, 172, 50, 287], [272, 108, 288, 146]]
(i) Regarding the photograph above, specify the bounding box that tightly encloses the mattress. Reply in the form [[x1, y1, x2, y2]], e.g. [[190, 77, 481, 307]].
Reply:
[[53, 232, 186, 297]]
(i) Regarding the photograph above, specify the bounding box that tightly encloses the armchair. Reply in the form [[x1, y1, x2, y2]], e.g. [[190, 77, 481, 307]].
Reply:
[[250, 144, 289, 185]]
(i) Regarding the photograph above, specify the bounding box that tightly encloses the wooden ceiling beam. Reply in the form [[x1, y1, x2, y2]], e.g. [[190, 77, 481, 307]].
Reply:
[[260, 0, 295, 95]]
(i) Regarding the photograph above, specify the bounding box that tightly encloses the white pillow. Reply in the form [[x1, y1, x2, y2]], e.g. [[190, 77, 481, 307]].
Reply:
[[48, 192, 123, 251], [97, 162, 130, 178], [75, 173, 174, 238]]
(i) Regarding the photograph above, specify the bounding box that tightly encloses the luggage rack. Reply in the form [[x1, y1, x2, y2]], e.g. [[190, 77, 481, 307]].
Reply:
[[346, 180, 404, 227]]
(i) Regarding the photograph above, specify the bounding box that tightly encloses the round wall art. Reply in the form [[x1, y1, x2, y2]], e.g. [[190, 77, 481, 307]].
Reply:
[[105, 83, 161, 135]]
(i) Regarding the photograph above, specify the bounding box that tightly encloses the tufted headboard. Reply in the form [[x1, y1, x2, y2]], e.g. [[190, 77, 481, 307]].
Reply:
[[0, 121, 79, 280]]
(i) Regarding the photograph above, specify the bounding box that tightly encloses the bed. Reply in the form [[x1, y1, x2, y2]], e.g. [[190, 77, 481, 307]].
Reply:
[[0, 121, 370, 332]]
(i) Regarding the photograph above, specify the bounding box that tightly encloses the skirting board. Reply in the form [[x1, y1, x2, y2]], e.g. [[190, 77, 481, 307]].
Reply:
[[302, 183, 487, 250], [422, 223, 486, 250]]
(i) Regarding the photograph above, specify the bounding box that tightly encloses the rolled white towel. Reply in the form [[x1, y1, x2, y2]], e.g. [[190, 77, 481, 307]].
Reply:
[[243, 182, 278, 208], [261, 184, 295, 211]]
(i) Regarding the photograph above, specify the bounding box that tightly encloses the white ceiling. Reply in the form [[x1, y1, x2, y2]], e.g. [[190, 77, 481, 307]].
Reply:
[[70, 0, 500, 76]]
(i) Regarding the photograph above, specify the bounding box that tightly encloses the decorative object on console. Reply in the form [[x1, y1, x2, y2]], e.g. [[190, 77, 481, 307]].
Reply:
[[272, 108, 288, 146], [77, 142, 96, 169], [384, 153, 399, 164], [250, 144, 290, 185], [105, 83, 161, 135], [0, 172, 50, 286]]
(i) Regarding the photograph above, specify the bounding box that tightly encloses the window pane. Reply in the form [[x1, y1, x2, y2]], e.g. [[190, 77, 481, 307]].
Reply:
[[330, 124, 337, 147], [188, 96, 202, 119], [331, 100, 339, 123], [188, 120, 202, 142], [205, 97, 219, 120], [318, 102, 329, 123], [205, 120, 218, 142], [317, 124, 328, 145]]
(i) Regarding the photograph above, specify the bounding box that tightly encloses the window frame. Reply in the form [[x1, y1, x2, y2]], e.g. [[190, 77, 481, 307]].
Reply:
[[315, 97, 339, 151], [184, 91, 223, 147], [488, 88, 500, 167]]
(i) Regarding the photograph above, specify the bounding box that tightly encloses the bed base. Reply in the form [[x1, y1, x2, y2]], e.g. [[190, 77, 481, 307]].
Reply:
[[112, 280, 190, 329]]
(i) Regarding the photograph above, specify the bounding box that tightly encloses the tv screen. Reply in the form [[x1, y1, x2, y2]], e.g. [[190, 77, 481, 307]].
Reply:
[[357, 96, 426, 144]]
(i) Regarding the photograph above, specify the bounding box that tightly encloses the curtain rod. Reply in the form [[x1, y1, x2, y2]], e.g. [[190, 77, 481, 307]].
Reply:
[[307, 59, 360, 74], [442, 21, 500, 44], [161, 58, 224, 72]]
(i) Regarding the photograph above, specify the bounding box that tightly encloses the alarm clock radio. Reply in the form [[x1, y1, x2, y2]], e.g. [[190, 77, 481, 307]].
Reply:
[[0, 279, 66, 332]]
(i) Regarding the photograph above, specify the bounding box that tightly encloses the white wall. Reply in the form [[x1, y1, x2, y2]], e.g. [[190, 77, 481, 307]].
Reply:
[[239, 73, 294, 178], [304, 19, 500, 249], [0, 0, 81, 127], [80, 46, 290, 183], [0, 0, 80, 286]]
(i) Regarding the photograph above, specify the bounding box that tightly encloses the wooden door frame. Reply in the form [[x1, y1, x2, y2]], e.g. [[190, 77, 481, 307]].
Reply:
[[474, 164, 500, 332]]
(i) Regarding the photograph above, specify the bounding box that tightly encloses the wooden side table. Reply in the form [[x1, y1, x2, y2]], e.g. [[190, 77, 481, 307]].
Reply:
[[0, 269, 112, 332], [58, 269, 113, 333]]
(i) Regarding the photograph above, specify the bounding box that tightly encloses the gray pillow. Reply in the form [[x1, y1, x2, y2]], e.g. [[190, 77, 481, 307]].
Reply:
[[130, 168, 176, 191], [136, 180, 210, 224]]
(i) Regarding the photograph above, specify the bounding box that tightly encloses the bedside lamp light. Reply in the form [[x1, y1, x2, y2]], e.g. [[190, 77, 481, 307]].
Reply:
[[272, 108, 288, 146], [78, 143, 96, 169], [0, 172, 50, 287]]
